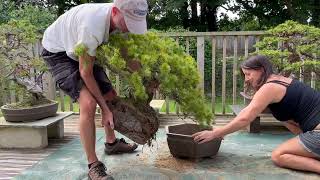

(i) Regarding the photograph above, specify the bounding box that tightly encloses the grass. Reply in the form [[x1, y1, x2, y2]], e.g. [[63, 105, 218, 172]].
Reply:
[[0, 95, 242, 118], [55, 95, 80, 113], [160, 96, 244, 114], [55, 95, 243, 114]]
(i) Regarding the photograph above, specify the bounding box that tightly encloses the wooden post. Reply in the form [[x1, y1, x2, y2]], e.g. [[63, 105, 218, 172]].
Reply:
[[47, 73, 56, 100], [59, 89, 65, 112], [243, 35, 249, 104], [222, 36, 227, 114], [255, 36, 260, 52], [175, 37, 180, 114], [185, 37, 190, 55], [211, 37, 216, 114], [232, 36, 238, 105], [69, 96, 74, 112], [197, 36, 205, 92]]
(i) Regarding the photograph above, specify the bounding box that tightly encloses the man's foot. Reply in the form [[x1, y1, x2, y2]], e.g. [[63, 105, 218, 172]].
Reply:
[[105, 138, 138, 155], [88, 161, 114, 180]]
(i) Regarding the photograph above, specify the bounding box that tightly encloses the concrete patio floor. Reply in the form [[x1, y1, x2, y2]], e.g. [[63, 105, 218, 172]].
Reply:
[[0, 114, 319, 180], [13, 127, 319, 180]]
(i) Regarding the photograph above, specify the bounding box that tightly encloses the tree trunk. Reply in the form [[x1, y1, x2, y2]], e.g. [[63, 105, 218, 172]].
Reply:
[[311, 0, 320, 27], [180, 1, 190, 29], [190, 0, 199, 31], [206, 4, 218, 31], [107, 97, 159, 145]]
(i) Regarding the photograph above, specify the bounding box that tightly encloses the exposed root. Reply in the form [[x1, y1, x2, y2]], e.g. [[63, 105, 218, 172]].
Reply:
[[107, 97, 159, 145]]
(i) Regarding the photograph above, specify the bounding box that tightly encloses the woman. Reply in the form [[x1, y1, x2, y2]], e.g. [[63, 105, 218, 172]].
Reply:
[[193, 55, 320, 174]]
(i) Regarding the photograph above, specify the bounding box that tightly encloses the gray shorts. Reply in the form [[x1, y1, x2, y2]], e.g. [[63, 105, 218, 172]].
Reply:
[[298, 130, 320, 157], [41, 48, 113, 101]]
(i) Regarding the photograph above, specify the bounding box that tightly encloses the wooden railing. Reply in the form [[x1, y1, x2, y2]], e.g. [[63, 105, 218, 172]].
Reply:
[[1, 31, 318, 115]]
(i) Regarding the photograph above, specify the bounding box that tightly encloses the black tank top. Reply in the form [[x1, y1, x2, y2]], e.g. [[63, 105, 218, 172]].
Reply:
[[267, 79, 320, 132]]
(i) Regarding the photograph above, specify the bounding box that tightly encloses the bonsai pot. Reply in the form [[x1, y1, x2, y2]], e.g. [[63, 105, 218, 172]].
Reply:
[[240, 92, 271, 113], [166, 123, 222, 159], [1, 102, 58, 122]]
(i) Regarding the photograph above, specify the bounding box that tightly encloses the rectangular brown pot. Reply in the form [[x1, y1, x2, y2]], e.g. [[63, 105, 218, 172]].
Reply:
[[166, 123, 222, 159]]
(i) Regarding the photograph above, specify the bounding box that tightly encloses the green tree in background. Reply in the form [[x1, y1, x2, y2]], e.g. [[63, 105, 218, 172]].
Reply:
[[10, 5, 56, 32], [0, 0, 15, 24], [255, 21, 320, 78], [148, 0, 227, 31], [234, 0, 320, 29]]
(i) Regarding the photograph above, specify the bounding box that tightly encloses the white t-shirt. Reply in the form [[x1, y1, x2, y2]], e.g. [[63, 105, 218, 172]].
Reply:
[[42, 3, 112, 60]]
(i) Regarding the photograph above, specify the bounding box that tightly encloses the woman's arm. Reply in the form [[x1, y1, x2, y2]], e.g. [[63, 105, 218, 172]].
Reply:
[[218, 84, 276, 136], [282, 120, 302, 134], [193, 84, 278, 143]]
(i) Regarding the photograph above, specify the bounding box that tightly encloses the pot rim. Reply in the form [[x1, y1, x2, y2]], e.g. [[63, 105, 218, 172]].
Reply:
[[165, 123, 212, 137], [1, 101, 58, 110]]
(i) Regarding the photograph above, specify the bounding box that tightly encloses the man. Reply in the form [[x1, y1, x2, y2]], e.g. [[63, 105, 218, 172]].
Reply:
[[41, 0, 148, 179]]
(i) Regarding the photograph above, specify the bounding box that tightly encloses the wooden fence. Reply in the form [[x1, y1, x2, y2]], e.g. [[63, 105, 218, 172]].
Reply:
[[1, 31, 318, 115]]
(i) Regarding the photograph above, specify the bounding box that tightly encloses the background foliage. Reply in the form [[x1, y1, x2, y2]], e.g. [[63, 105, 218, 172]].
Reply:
[[255, 21, 320, 78]]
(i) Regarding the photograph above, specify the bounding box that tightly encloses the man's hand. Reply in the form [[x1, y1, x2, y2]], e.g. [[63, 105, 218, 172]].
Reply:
[[101, 111, 114, 129]]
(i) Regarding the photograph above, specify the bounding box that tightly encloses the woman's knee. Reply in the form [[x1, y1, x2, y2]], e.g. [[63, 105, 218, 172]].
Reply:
[[271, 149, 284, 167]]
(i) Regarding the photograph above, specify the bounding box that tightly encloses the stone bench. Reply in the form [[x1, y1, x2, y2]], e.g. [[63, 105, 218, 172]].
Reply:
[[230, 104, 274, 133], [149, 99, 165, 112], [0, 112, 73, 149]]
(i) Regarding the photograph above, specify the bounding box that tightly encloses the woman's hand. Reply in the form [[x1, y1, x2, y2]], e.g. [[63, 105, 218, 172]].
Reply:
[[192, 127, 223, 144]]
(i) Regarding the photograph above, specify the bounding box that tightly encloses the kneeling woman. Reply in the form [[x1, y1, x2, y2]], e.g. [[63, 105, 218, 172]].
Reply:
[[193, 55, 320, 174]]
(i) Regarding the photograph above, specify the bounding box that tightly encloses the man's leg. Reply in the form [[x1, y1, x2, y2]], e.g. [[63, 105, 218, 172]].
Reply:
[[78, 86, 98, 164], [271, 137, 320, 173]]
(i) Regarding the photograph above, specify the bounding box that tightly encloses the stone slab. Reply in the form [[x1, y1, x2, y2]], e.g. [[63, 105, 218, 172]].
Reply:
[[150, 100, 165, 111], [0, 112, 73, 128], [0, 112, 73, 148]]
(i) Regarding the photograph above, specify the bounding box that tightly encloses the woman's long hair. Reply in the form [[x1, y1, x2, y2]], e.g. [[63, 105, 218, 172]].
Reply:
[[241, 55, 274, 89]]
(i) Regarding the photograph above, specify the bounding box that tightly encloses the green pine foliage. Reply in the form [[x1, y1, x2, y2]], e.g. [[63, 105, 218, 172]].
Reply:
[[75, 32, 213, 126], [255, 20, 320, 75], [0, 20, 49, 107]]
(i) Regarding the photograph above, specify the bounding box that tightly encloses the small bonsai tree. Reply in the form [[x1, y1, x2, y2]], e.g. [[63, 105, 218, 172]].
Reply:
[[255, 20, 320, 77], [240, 21, 320, 97], [0, 20, 51, 108], [75, 32, 213, 144]]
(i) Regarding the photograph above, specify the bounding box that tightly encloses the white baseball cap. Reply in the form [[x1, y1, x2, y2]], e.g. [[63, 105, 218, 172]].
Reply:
[[114, 0, 148, 34]]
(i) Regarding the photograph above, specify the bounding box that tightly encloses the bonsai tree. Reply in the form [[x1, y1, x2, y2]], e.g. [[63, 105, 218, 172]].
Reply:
[[75, 32, 213, 144], [241, 21, 320, 97], [255, 20, 320, 78], [0, 19, 52, 108]]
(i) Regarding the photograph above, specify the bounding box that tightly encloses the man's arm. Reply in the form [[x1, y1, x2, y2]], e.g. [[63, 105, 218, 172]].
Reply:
[[283, 120, 302, 134], [79, 53, 113, 126]]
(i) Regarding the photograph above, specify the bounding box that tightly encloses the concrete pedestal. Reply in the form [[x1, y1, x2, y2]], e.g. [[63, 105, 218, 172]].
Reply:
[[0, 112, 73, 148]]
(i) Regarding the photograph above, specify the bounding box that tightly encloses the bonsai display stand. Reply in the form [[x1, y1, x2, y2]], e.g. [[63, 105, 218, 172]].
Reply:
[[230, 104, 274, 133], [0, 112, 73, 149], [149, 100, 165, 112]]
